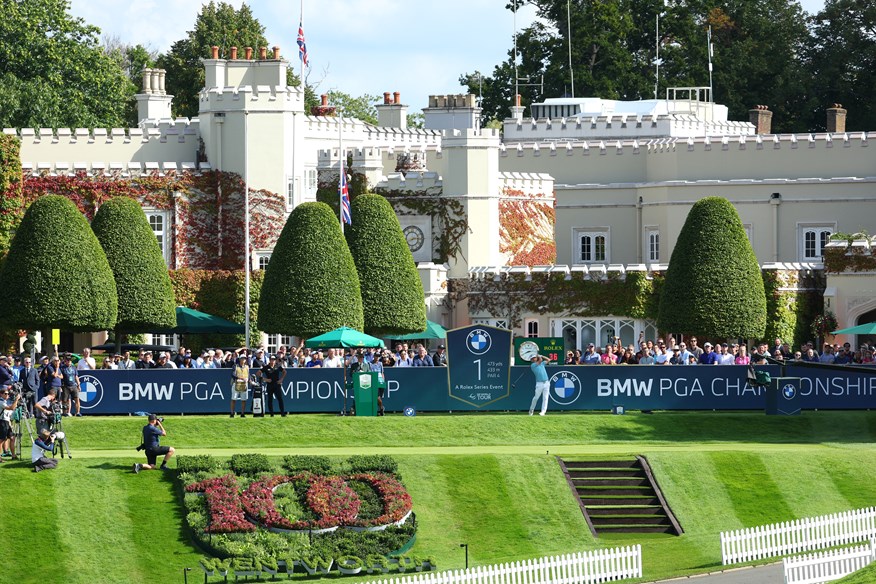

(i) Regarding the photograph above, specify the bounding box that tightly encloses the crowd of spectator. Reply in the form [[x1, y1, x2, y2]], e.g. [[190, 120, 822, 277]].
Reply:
[[559, 336, 875, 366]]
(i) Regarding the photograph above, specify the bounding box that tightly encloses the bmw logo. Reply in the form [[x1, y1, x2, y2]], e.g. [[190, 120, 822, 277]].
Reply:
[[466, 329, 491, 355], [78, 374, 104, 410], [549, 371, 582, 406], [782, 383, 797, 400], [403, 407, 416, 417]]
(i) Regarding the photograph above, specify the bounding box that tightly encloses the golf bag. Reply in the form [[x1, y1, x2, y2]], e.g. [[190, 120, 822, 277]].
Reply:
[[250, 374, 264, 417]]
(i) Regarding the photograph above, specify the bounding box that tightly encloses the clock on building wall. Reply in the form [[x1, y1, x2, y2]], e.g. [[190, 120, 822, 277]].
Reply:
[[403, 225, 425, 253]]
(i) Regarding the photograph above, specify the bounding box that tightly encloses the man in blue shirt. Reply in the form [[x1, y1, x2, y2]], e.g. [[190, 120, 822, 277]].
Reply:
[[134, 414, 174, 473], [698, 342, 718, 365], [528, 353, 553, 416]]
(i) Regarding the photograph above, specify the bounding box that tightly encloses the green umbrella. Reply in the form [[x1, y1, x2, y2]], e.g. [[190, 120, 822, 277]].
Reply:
[[384, 320, 447, 340], [152, 307, 245, 334], [832, 321, 876, 335], [304, 326, 385, 349]]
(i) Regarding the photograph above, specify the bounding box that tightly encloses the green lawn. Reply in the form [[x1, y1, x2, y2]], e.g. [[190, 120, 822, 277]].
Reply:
[[3, 410, 874, 583]]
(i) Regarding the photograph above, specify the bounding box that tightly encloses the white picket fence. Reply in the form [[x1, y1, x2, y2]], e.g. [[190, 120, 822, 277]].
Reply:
[[783, 540, 876, 584], [721, 507, 876, 565], [374, 546, 641, 584]]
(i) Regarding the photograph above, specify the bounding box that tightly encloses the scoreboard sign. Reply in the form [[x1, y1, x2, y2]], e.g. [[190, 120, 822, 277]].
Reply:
[[446, 324, 512, 408], [513, 337, 564, 365]]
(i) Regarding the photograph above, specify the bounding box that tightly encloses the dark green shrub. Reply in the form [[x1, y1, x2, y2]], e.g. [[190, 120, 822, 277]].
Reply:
[[0, 195, 117, 330], [345, 194, 426, 335], [657, 197, 766, 338], [282, 455, 333, 475], [258, 202, 363, 337], [176, 454, 221, 473], [230, 453, 273, 476], [91, 197, 176, 332], [347, 454, 399, 475]]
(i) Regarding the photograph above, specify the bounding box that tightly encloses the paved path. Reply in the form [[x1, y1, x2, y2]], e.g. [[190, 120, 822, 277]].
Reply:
[[647, 562, 783, 584]]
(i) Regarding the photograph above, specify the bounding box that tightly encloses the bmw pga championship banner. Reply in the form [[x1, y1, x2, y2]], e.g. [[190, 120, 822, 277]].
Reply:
[[75, 362, 876, 415]]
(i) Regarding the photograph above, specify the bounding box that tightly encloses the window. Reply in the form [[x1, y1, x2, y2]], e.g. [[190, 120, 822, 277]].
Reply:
[[266, 334, 293, 354], [286, 177, 295, 207], [146, 210, 170, 265], [742, 223, 753, 243], [798, 223, 834, 261], [645, 228, 659, 262], [151, 333, 175, 348], [575, 228, 609, 264], [306, 169, 318, 196], [255, 251, 271, 270], [525, 319, 539, 338], [551, 318, 655, 351]]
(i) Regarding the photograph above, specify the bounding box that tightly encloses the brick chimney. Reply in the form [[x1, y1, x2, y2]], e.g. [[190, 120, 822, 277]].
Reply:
[[375, 90, 408, 129], [748, 105, 772, 134], [827, 104, 847, 133]]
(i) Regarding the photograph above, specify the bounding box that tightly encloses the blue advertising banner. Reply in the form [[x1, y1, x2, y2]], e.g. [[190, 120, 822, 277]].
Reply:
[[75, 364, 876, 415]]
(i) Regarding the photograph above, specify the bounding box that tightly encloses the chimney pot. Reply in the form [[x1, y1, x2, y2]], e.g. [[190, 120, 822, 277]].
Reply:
[[141, 68, 153, 93], [748, 105, 772, 134], [230, 46, 238, 60], [393, 91, 401, 104], [272, 46, 280, 59], [245, 47, 253, 60], [321, 94, 328, 106], [827, 104, 847, 133], [211, 46, 219, 59], [259, 46, 267, 60], [515, 94, 521, 107], [383, 92, 391, 105]]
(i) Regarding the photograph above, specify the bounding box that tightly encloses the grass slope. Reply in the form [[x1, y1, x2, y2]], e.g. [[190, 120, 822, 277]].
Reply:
[[2, 411, 874, 583]]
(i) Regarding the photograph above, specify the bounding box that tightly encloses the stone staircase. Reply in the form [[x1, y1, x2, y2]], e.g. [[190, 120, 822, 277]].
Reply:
[[557, 456, 683, 536]]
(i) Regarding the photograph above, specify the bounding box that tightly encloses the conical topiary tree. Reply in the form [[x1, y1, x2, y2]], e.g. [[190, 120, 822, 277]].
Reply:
[[0, 194, 117, 331], [345, 194, 426, 335], [657, 196, 766, 339], [258, 202, 363, 337], [91, 197, 177, 335]]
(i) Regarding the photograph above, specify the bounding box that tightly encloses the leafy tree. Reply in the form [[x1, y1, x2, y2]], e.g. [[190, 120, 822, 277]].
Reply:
[[345, 194, 426, 335], [0, 195, 117, 331], [805, 0, 876, 131], [462, 0, 810, 131], [657, 196, 766, 339], [91, 197, 176, 334], [157, 1, 301, 119], [327, 90, 380, 125], [0, 0, 133, 129], [102, 36, 159, 127], [258, 202, 363, 337]]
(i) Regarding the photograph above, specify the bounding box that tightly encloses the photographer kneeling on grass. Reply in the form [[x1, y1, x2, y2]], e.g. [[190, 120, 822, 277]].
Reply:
[[133, 414, 174, 473], [32, 429, 58, 472]]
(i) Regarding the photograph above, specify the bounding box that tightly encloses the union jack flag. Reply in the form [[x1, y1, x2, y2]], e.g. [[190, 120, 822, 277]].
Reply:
[[297, 20, 309, 66], [340, 165, 351, 225]]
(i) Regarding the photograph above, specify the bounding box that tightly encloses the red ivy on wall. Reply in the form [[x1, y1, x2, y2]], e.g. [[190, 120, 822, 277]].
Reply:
[[499, 188, 556, 266], [6, 170, 285, 270]]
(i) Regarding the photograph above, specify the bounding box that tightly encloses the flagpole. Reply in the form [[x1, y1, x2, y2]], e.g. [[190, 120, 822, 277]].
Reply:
[[338, 114, 344, 233], [244, 111, 251, 349], [299, 0, 304, 85]]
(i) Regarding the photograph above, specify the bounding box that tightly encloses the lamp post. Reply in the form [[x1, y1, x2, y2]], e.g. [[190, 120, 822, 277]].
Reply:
[[459, 543, 469, 569]]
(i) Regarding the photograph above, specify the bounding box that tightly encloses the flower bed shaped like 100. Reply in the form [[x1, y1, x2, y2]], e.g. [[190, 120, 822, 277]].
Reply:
[[182, 465, 415, 563]]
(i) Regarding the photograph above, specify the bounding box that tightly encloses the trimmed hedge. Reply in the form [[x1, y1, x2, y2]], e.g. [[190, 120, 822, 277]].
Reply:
[[258, 202, 363, 337], [229, 453, 273, 476], [345, 194, 426, 335], [0, 195, 118, 331], [346, 454, 399, 476], [176, 454, 221, 474], [91, 197, 177, 332], [282, 455, 333, 475], [657, 197, 766, 338]]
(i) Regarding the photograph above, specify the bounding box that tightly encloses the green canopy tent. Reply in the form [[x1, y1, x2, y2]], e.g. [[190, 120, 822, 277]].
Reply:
[[384, 320, 447, 341], [152, 307, 245, 335], [304, 326, 385, 349], [832, 322, 876, 336]]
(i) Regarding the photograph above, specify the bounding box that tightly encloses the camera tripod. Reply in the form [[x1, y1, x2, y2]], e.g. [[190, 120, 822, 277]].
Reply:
[[11, 398, 35, 461], [48, 402, 72, 459]]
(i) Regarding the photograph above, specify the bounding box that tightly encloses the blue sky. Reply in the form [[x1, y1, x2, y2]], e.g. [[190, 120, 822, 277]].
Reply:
[[69, 0, 826, 115]]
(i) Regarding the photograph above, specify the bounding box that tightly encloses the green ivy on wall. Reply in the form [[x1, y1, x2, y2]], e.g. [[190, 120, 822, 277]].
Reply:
[[0, 135, 23, 255], [761, 269, 823, 348]]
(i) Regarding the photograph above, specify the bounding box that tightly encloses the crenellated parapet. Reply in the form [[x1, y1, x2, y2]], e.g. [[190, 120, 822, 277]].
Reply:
[[376, 171, 443, 193], [499, 172, 554, 199], [5, 119, 199, 145], [199, 84, 303, 114], [304, 115, 441, 149], [503, 113, 755, 142]]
